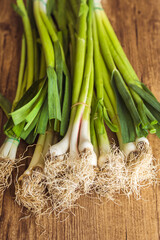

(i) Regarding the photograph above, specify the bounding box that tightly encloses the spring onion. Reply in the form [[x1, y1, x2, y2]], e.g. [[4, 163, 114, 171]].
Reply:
[[0, 0, 159, 215]]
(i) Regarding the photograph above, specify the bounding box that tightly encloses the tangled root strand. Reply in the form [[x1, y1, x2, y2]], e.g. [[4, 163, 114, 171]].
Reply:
[[126, 146, 157, 198], [0, 157, 14, 195], [94, 147, 127, 199], [15, 167, 49, 216], [44, 150, 96, 215]]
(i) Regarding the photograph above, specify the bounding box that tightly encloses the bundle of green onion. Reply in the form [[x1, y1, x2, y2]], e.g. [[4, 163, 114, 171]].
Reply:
[[0, 0, 71, 215], [0, 0, 159, 216], [0, 0, 34, 196], [45, 0, 97, 214], [14, 0, 72, 215], [92, 0, 158, 197]]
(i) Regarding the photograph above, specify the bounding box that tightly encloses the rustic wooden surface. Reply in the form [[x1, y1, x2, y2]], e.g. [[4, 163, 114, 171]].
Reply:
[[0, 0, 160, 239]]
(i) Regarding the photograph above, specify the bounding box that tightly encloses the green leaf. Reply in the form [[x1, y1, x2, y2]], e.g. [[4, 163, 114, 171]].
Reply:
[[21, 113, 40, 140], [136, 126, 148, 138], [79, 1, 88, 17], [0, 93, 12, 118], [137, 102, 151, 130], [144, 101, 160, 123], [130, 84, 160, 112], [24, 83, 47, 130], [117, 96, 136, 143], [54, 42, 71, 135], [136, 106, 156, 134], [143, 104, 158, 125], [11, 3, 25, 17], [54, 41, 63, 97], [155, 124, 160, 138], [26, 0, 35, 29], [4, 117, 15, 137], [56, 0, 67, 29], [46, 0, 54, 17], [111, 70, 136, 143], [14, 78, 44, 110], [12, 121, 25, 138], [141, 83, 156, 99], [91, 97, 118, 133], [25, 129, 38, 144], [112, 70, 141, 127], [47, 67, 61, 121], [37, 97, 49, 134], [4, 79, 44, 136], [54, 119, 60, 133], [60, 65, 71, 136], [102, 105, 118, 132], [149, 127, 156, 134], [10, 81, 45, 125]]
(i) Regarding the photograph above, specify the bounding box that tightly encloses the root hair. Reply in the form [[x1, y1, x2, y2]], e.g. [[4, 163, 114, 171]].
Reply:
[[15, 167, 49, 216], [126, 147, 157, 198], [94, 146, 127, 199], [0, 157, 15, 195], [44, 150, 96, 216]]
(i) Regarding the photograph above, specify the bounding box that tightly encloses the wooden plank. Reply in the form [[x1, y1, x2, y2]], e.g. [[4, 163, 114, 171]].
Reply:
[[0, 0, 160, 239]]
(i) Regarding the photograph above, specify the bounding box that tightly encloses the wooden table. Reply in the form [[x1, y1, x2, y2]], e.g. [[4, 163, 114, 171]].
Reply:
[[0, 0, 160, 239]]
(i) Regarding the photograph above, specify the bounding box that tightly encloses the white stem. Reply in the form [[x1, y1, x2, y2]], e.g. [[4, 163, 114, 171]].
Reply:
[[136, 137, 149, 146], [70, 115, 83, 155], [79, 119, 97, 166], [49, 125, 72, 156], [98, 154, 108, 168], [79, 119, 91, 151], [8, 139, 19, 160], [98, 146, 110, 168], [93, 0, 102, 8], [0, 138, 14, 158], [39, 0, 47, 13], [122, 142, 137, 157]]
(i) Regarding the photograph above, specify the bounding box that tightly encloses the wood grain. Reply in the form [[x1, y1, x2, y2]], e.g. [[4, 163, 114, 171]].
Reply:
[[0, 0, 160, 239]]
